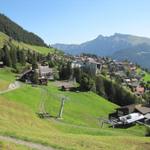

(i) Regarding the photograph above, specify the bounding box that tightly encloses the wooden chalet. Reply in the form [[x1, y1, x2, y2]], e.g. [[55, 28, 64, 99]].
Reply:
[[20, 69, 48, 85], [39, 65, 54, 80], [109, 104, 136, 119], [109, 104, 150, 125], [109, 104, 150, 118], [19, 69, 33, 83]]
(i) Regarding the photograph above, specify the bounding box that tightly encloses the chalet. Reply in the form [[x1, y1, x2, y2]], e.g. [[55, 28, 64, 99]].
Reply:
[[108, 104, 150, 127], [109, 104, 136, 119], [39, 65, 54, 80], [0, 61, 4, 68], [110, 105, 150, 117], [19, 69, 33, 83]]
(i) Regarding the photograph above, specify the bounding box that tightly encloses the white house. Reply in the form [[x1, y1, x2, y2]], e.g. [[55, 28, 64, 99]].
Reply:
[[71, 58, 102, 75]]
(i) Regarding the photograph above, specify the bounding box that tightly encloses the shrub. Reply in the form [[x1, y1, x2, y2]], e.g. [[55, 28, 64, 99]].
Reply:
[[145, 127, 150, 136]]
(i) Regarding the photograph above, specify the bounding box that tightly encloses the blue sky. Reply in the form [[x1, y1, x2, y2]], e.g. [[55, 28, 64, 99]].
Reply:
[[0, 0, 150, 44]]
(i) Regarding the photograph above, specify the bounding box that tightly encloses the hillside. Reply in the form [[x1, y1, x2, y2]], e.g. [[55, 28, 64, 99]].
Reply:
[[52, 33, 150, 69], [0, 31, 57, 54], [0, 70, 149, 150], [0, 13, 46, 46]]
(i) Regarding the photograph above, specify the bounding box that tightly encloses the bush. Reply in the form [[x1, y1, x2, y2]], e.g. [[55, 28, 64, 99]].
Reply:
[[145, 127, 150, 136]]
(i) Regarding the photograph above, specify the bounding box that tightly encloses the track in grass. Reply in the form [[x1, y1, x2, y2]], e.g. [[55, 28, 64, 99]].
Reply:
[[0, 135, 55, 150]]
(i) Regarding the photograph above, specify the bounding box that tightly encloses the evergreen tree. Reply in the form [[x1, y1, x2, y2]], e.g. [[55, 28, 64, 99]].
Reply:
[[20, 50, 26, 65], [32, 53, 38, 69], [32, 69, 39, 84], [10, 46, 17, 68], [73, 68, 81, 83], [80, 73, 95, 91], [2, 45, 12, 67], [96, 76, 105, 96], [0, 48, 4, 61]]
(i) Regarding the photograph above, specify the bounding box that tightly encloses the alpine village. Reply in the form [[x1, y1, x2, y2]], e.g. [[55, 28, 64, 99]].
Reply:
[[0, 12, 150, 150]]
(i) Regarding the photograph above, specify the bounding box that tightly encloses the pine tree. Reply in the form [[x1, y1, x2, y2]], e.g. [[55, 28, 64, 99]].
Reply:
[[10, 46, 17, 68], [20, 50, 26, 65], [32, 69, 39, 84], [96, 76, 105, 96], [0, 48, 5, 61], [2, 45, 12, 67]]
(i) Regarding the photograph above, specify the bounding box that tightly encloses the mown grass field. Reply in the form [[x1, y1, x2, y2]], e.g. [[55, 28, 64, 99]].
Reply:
[[0, 70, 150, 150], [0, 32, 58, 54], [0, 94, 150, 150]]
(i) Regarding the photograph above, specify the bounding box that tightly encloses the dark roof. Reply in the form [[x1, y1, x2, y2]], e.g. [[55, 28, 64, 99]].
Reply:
[[135, 106, 150, 114], [20, 69, 33, 78]]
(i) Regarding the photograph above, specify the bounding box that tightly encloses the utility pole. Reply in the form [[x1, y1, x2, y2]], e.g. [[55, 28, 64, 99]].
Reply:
[[58, 96, 66, 119]]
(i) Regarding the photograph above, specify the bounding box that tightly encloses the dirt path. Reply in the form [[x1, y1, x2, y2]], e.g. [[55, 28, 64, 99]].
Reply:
[[0, 81, 21, 94], [0, 135, 55, 150]]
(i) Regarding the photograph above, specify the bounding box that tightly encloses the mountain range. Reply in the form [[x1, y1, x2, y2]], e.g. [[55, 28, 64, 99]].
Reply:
[[0, 13, 150, 70], [52, 33, 150, 70]]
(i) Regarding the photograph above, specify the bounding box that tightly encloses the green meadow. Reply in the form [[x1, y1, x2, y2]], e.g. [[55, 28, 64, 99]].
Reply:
[[143, 72, 150, 82], [0, 59, 150, 150], [0, 68, 15, 91]]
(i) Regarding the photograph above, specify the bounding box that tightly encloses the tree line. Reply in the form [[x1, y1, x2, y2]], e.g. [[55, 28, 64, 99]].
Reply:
[[0, 43, 44, 71], [59, 62, 142, 106]]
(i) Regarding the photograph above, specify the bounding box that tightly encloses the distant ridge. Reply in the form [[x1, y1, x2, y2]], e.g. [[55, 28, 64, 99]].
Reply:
[[52, 33, 150, 69]]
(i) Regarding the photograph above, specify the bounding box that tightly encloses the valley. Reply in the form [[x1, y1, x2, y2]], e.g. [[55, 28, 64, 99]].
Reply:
[[0, 11, 150, 150]]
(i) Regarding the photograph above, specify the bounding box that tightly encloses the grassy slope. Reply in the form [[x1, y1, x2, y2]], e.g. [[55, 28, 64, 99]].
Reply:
[[45, 82, 117, 127], [0, 32, 56, 54], [0, 80, 149, 149], [0, 90, 149, 150], [0, 140, 33, 150], [0, 48, 149, 149], [143, 72, 150, 82], [136, 68, 150, 82], [0, 68, 15, 91]]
